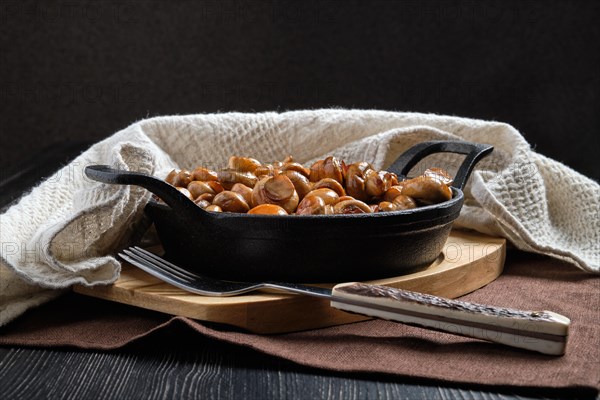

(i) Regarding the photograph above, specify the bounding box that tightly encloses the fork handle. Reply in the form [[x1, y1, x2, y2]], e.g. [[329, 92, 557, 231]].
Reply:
[[330, 283, 570, 356]]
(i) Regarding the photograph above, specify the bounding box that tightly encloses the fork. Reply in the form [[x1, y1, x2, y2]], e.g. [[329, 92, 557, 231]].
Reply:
[[119, 247, 570, 355]]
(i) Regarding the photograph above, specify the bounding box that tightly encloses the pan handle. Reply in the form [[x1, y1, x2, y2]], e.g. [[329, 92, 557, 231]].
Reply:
[[84, 165, 204, 221], [387, 141, 493, 190]]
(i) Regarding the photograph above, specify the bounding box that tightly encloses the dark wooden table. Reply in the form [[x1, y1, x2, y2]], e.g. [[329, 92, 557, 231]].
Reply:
[[0, 142, 596, 400]]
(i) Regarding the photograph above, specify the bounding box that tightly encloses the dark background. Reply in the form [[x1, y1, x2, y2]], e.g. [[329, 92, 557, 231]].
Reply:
[[1, 3, 599, 398], [1, 0, 598, 181]]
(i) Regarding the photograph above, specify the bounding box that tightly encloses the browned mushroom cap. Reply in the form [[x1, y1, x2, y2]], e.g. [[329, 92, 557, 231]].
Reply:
[[337, 195, 355, 202], [312, 178, 346, 197], [344, 162, 374, 202], [212, 191, 250, 213], [304, 188, 339, 205], [227, 156, 262, 173], [264, 174, 295, 201], [282, 162, 311, 178], [346, 161, 373, 176], [392, 194, 417, 210], [217, 170, 258, 190], [196, 192, 215, 203], [383, 170, 400, 186], [295, 195, 334, 215], [191, 167, 218, 182], [383, 184, 406, 202], [282, 170, 312, 200], [401, 176, 452, 205], [205, 204, 223, 212], [253, 165, 274, 178], [248, 204, 288, 215], [377, 201, 397, 212], [424, 168, 453, 186], [205, 180, 224, 194], [345, 174, 368, 202], [167, 170, 193, 187], [176, 187, 193, 200], [165, 169, 178, 185], [322, 156, 344, 184], [309, 156, 344, 184], [333, 199, 372, 214], [194, 198, 212, 209], [271, 160, 284, 170], [230, 183, 254, 206], [365, 170, 394, 198], [187, 181, 216, 199], [252, 175, 299, 213], [308, 159, 324, 182]]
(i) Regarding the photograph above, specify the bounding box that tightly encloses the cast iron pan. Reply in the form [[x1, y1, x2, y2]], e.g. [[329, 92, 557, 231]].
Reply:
[[85, 141, 493, 282]]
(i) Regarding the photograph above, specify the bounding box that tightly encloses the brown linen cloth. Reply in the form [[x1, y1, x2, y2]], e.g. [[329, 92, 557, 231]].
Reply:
[[1, 251, 598, 391]]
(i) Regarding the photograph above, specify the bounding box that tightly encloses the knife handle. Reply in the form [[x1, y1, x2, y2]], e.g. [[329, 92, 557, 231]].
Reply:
[[330, 282, 570, 356]]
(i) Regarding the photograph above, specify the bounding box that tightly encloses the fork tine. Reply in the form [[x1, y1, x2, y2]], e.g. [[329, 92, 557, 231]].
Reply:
[[119, 251, 187, 283], [119, 251, 224, 296], [131, 247, 200, 279], [122, 249, 194, 282], [120, 249, 257, 296]]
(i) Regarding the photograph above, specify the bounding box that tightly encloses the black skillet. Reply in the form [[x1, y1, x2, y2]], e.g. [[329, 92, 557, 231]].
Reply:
[[85, 140, 493, 282]]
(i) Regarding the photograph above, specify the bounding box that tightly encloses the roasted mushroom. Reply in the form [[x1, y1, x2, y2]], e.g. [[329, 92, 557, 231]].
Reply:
[[194, 198, 212, 209], [205, 180, 225, 194], [365, 170, 395, 198], [303, 188, 339, 205], [383, 184, 405, 202], [230, 183, 254, 206], [377, 201, 396, 212], [391, 194, 417, 210], [196, 192, 215, 203], [212, 191, 250, 213], [167, 169, 193, 188], [333, 199, 372, 214], [309, 156, 344, 184], [296, 195, 334, 215], [248, 204, 288, 215], [424, 167, 453, 186], [191, 167, 218, 182], [165, 153, 453, 216], [282, 170, 313, 200], [176, 187, 193, 200], [312, 178, 345, 197], [344, 162, 374, 202], [187, 181, 216, 199], [217, 170, 259, 190], [282, 162, 311, 178], [228, 156, 262, 173], [252, 174, 299, 213], [401, 176, 452, 205]]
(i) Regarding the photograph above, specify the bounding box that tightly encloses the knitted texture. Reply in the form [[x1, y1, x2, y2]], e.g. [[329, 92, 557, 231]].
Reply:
[[1, 110, 598, 326]]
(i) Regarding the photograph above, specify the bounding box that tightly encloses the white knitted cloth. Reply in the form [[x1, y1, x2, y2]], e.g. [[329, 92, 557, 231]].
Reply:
[[1, 110, 599, 326]]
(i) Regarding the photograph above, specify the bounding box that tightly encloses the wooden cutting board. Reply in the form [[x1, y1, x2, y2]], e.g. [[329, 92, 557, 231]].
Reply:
[[74, 230, 505, 333]]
